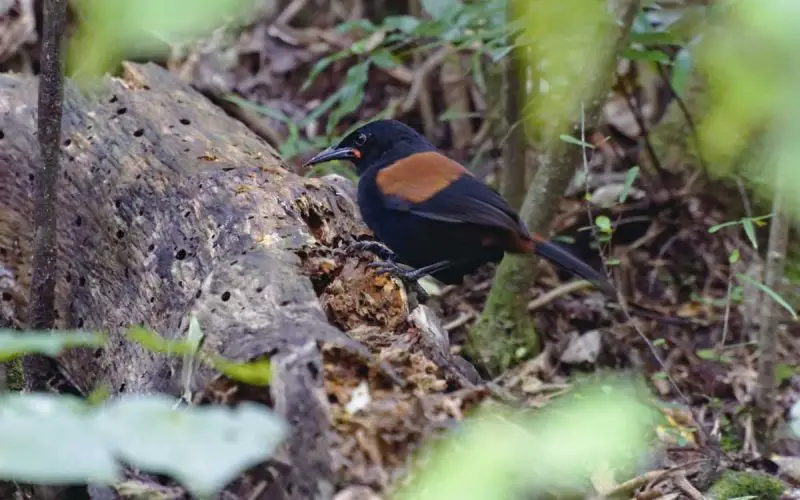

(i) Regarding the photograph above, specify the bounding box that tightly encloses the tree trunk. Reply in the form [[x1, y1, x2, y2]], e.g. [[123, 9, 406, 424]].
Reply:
[[467, 0, 641, 375]]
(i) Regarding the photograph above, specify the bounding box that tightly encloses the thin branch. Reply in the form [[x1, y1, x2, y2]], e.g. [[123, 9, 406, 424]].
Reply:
[[656, 63, 709, 172], [25, 0, 67, 387], [755, 183, 789, 452]]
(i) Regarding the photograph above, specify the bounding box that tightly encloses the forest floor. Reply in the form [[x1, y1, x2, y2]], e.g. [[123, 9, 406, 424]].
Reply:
[[2, 1, 799, 498]]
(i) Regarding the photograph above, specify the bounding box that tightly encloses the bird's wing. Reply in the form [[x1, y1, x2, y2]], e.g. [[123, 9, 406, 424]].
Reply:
[[376, 151, 529, 237]]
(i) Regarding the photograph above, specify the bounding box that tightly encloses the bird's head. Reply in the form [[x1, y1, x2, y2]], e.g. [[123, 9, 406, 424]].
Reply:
[[303, 119, 433, 175]]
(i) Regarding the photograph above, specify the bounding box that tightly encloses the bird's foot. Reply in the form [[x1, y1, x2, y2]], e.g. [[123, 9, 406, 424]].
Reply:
[[366, 260, 426, 281], [347, 240, 398, 261], [366, 260, 430, 302]]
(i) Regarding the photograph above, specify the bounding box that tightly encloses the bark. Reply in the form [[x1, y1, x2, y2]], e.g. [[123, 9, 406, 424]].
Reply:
[[499, 0, 527, 211], [468, 0, 641, 375], [0, 62, 395, 499]]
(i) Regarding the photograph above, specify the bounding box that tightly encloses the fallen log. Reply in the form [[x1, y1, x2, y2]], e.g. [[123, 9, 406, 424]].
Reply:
[[0, 62, 485, 499]]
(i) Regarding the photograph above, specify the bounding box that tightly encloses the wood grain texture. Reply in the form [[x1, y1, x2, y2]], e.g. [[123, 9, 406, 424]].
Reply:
[[0, 62, 376, 499]]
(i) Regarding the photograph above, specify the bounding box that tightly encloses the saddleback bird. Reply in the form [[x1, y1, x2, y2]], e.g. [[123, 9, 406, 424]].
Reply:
[[303, 119, 619, 297]]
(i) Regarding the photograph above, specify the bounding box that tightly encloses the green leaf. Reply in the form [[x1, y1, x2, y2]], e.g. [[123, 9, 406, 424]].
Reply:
[[224, 95, 291, 123], [336, 18, 376, 34], [370, 49, 400, 69], [708, 220, 740, 233], [470, 51, 487, 94], [302, 52, 348, 91], [0, 394, 119, 484], [695, 349, 716, 360], [651, 371, 668, 380], [489, 45, 513, 62], [595, 215, 612, 234], [95, 396, 287, 498], [652, 338, 666, 346], [736, 273, 798, 320], [212, 357, 272, 386], [67, 0, 255, 83], [629, 30, 679, 46], [670, 47, 693, 96], [619, 166, 641, 203], [421, 0, 463, 21], [559, 134, 595, 149], [729, 248, 740, 264], [382, 15, 421, 34], [126, 325, 191, 356], [776, 363, 796, 384], [393, 375, 656, 500], [741, 218, 758, 249], [0, 330, 107, 362]]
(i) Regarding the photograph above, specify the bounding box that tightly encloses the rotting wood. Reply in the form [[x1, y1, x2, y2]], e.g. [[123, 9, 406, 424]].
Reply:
[[0, 62, 414, 499]]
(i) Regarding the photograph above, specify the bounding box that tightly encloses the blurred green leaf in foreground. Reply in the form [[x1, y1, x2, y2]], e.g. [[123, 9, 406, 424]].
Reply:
[[67, 0, 256, 82], [393, 375, 660, 500], [698, 0, 800, 217]]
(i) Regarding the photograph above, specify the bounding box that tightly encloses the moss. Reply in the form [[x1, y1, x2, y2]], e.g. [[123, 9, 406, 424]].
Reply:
[[709, 471, 786, 500], [465, 255, 539, 376], [5, 359, 24, 392]]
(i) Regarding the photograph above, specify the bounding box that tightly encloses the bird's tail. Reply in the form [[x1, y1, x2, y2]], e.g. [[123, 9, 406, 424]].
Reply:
[[531, 234, 617, 297]]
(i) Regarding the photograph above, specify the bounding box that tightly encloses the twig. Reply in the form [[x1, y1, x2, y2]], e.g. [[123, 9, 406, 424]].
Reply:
[[527, 280, 593, 311], [275, 0, 308, 25], [656, 63, 708, 172], [674, 472, 707, 500], [602, 469, 671, 497], [444, 312, 475, 331], [25, 0, 67, 389], [400, 46, 453, 112], [619, 76, 668, 177]]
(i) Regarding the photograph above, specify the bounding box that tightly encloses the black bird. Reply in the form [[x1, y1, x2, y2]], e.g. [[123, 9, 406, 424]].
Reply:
[[304, 119, 617, 296]]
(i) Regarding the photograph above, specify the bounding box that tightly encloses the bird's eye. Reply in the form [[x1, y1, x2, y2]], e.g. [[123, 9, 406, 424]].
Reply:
[[355, 133, 367, 146]]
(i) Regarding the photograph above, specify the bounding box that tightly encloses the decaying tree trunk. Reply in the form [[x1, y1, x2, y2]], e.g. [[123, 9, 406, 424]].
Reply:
[[0, 62, 421, 499]]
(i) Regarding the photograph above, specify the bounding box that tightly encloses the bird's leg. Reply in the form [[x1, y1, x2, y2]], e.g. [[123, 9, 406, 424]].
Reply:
[[347, 240, 398, 261]]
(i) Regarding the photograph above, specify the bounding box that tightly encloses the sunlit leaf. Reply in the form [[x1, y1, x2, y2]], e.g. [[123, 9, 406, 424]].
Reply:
[[741, 218, 758, 249], [126, 325, 192, 356], [559, 134, 595, 149], [619, 166, 641, 203], [67, 0, 255, 82], [595, 215, 612, 234], [670, 46, 693, 96], [212, 357, 271, 386], [0, 330, 107, 362], [394, 376, 657, 500]]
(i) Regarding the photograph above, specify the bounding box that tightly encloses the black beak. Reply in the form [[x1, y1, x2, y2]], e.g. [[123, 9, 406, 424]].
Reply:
[[303, 146, 360, 167]]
